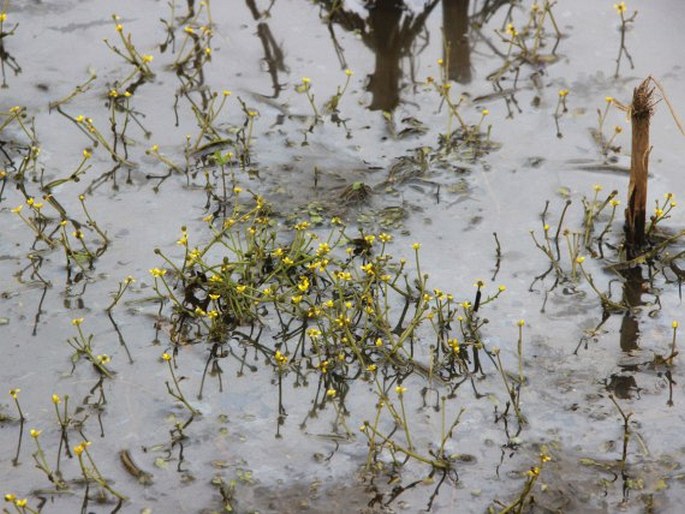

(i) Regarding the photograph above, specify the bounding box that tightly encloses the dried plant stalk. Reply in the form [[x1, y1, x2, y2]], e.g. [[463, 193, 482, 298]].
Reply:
[[625, 78, 655, 258]]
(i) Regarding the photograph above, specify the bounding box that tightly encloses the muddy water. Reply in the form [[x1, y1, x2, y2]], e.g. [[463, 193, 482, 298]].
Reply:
[[2, 0, 685, 513]]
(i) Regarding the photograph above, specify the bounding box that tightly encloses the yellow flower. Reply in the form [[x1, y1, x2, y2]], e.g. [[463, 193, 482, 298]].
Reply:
[[11, 205, 23, 214], [360, 263, 374, 276], [71, 317, 84, 326], [297, 276, 310, 292], [558, 89, 569, 98], [672, 321, 679, 329], [52, 394, 61, 404], [30, 428, 42, 438], [9, 388, 20, 399], [204, 47, 212, 56], [162, 352, 172, 361], [74, 443, 85, 456], [517, 319, 525, 327], [149, 267, 167, 278], [395, 385, 407, 395], [482, 109, 489, 116], [498, 285, 507, 292], [83, 149, 92, 159], [326, 388, 337, 398], [344, 69, 353, 76], [605, 96, 614, 104], [142, 54, 154, 63], [575, 256, 585, 264], [334, 270, 352, 281], [614, 2, 627, 14], [223, 90, 232, 96], [0, 12, 6, 23], [5, 493, 16, 502], [96, 354, 111, 364], [412, 242, 421, 250], [505, 23, 518, 37], [274, 350, 288, 366], [15, 499, 27, 508], [236, 284, 247, 294], [72, 229, 84, 239], [115, 23, 123, 32]]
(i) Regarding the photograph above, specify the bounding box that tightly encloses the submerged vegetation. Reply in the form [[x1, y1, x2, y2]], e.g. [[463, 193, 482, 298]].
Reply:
[[1, 0, 684, 512]]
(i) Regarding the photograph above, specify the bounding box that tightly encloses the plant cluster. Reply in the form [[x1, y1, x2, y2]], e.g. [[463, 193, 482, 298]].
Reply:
[[146, 192, 529, 507]]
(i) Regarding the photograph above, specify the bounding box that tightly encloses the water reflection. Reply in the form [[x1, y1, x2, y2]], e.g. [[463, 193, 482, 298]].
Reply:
[[246, 0, 288, 98], [232, 0, 538, 112], [618, 267, 643, 354], [323, 0, 439, 111], [442, 0, 471, 84], [0, 17, 21, 88]]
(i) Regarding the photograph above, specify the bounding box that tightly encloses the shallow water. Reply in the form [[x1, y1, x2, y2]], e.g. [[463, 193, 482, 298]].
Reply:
[[2, 1, 685, 513]]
